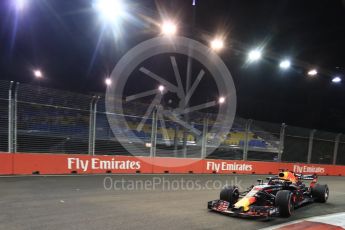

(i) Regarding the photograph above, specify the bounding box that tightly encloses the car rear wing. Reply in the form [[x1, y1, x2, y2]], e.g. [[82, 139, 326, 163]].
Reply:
[[295, 173, 318, 180]]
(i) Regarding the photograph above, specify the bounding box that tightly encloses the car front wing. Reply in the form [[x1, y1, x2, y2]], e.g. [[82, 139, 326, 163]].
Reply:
[[207, 200, 279, 218]]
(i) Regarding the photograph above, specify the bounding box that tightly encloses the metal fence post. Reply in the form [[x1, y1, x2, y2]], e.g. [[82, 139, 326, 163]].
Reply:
[[150, 106, 158, 158], [13, 82, 19, 153], [173, 125, 179, 157], [91, 96, 100, 156], [243, 119, 252, 161], [201, 117, 208, 158], [88, 96, 96, 155], [333, 133, 341, 165], [8, 81, 13, 153], [182, 129, 187, 158], [278, 123, 286, 162], [307, 129, 316, 163]]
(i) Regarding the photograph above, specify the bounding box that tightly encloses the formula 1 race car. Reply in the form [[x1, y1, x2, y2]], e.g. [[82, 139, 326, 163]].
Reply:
[[207, 170, 329, 218]]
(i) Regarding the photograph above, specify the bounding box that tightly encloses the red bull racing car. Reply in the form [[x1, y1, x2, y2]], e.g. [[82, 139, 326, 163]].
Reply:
[[207, 170, 329, 218]]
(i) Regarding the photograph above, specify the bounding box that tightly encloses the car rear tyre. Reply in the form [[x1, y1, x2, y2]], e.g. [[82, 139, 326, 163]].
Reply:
[[275, 190, 293, 217], [312, 184, 329, 203], [220, 186, 239, 205]]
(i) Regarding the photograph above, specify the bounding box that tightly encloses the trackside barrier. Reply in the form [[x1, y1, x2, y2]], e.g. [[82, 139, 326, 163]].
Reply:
[[152, 158, 203, 174], [202, 159, 345, 176], [0, 153, 13, 175], [1, 153, 345, 176]]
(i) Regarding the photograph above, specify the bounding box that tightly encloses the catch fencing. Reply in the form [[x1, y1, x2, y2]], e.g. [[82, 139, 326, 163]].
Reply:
[[0, 80, 344, 165]]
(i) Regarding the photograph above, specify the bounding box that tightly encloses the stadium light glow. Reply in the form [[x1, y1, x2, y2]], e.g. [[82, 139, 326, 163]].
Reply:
[[161, 21, 177, 36], [105, 78, 112, 86], [210, 38, 224, 51], [14, 0, 27, 10], [33, 69, 43, 78], [248, 49, 262, 62], [218, 96, 225, 104], [279, 60, 291, 69], [308, 69, 318, 76], [158, 85, 165, 93], [93, 0, 126, 24], [332, 76, 342, 83]]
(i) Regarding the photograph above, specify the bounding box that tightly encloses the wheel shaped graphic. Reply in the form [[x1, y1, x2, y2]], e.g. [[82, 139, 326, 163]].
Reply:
[[105, 36, 236, 165]]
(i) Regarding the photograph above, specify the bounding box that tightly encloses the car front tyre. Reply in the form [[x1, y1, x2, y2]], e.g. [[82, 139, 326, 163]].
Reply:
[[312, 184, 329, 203], [275, 190, 293, 217], [220, 186, 239, 205]]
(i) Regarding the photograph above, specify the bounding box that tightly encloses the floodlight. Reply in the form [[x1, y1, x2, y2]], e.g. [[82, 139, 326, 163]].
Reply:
[[14, 0, 27, 10], [279, 60, 291, 69], [33, 69, 43, 78], [161, 21, 177, 36], [105, 78, 112, 86], [308, 69, 317, 76], [332, 76, 342, 83], [210, 38, 224, 51], [248, 49, 262, 61], [93, 0, 126, 24], [218, 96, 225, 104], [158, 85, 165, 92]]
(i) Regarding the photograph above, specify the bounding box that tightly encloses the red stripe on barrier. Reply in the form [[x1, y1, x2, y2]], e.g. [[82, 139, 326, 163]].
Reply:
[[13, 154, 92, 174], [0, 153, 13, 175], [89, 156, 152, 174], [152, 157, 203, 174], [1, 152, 345, 176]]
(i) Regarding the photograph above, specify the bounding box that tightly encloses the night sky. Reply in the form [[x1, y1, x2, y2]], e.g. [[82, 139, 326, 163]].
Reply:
[[1, 0, 345, 132]]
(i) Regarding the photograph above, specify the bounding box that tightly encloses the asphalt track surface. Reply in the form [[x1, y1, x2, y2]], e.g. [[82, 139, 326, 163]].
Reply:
[[1, 174, 344, 230]]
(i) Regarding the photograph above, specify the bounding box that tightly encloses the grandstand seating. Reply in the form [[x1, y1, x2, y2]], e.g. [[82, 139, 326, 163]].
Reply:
[[14, 101, 274, 153]]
